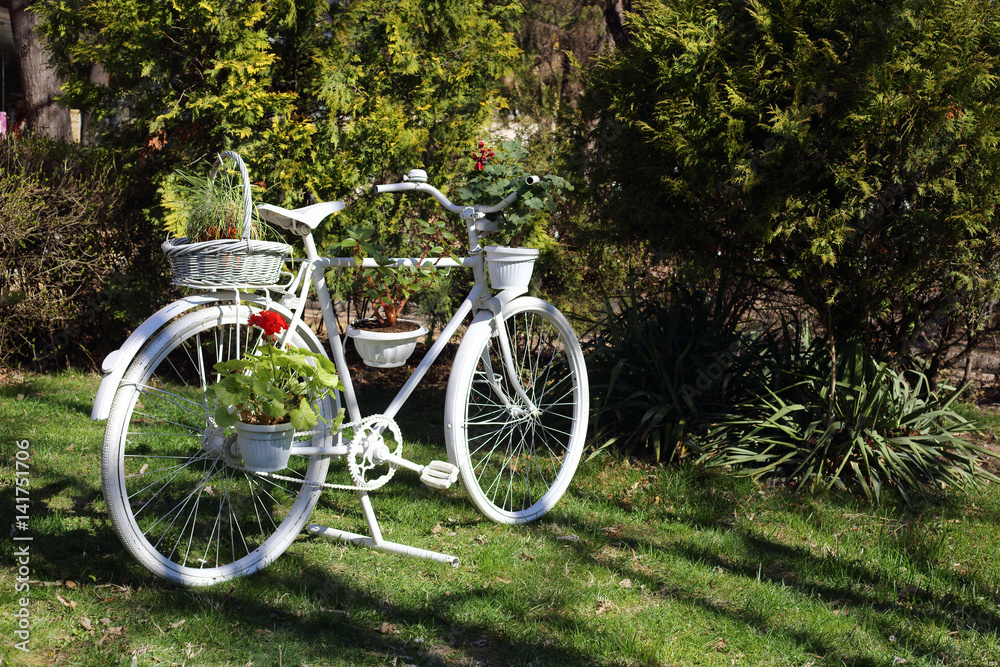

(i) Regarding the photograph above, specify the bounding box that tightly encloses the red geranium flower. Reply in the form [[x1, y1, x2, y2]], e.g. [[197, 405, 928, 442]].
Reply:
[[248, 310, 288, 338], [471, 141, 495, 171]]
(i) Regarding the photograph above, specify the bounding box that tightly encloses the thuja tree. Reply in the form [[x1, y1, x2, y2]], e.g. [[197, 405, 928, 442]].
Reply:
[[586, 0, 1000, 378], [37, 0, 519, 224]]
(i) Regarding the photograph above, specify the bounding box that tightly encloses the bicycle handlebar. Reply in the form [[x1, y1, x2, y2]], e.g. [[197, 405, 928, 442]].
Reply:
[[373, 170, 540, 216]]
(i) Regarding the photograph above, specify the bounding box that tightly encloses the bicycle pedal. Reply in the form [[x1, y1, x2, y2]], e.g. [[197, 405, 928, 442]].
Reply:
[[420, 461, 459, 490]]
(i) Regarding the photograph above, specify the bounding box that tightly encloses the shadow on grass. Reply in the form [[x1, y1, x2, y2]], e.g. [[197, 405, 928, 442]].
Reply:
[[5, 369, 1000, 665], [546, 500, 1000, 665]]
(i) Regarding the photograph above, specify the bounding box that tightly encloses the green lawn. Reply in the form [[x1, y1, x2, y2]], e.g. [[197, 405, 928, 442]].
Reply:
[[1, 370, 999, 666]]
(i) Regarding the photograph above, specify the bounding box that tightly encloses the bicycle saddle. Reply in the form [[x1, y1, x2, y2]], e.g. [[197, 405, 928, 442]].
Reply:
[[257, 201, 345, 237]]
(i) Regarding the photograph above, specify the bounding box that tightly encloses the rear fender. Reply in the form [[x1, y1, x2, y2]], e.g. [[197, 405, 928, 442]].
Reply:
[[91, 293, 322, 421]]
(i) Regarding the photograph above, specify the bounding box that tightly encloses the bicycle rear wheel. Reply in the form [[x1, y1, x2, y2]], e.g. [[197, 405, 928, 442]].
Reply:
[[445, 298, 588, 524], [101, 303, 337, 586]]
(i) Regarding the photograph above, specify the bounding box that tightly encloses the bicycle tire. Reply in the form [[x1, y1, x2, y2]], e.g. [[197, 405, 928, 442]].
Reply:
[[445, 297, 588, 523], [101, 304, 337, 586]]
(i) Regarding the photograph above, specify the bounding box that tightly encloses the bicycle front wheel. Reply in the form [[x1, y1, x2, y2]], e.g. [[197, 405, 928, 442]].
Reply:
[[101, 303, 337, 586], [445, 297, 589, 524]]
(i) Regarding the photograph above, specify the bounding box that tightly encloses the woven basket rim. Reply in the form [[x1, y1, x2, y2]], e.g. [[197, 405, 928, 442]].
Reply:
[[162, 237, 290, 256]]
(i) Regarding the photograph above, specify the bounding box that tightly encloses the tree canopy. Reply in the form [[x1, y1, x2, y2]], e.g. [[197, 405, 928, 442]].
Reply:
[[587, 0, 1000, 368], [38, 0, 520, 211]]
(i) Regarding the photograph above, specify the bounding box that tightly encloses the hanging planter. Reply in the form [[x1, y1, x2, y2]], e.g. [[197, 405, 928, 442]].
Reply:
[[162, 151, 290, 288], [484, 246, 538, 291], [346, 319, 429, 368], [234, 421, 295, 472]]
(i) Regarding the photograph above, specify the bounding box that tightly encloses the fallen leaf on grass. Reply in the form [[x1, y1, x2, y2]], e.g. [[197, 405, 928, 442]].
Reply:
[[520, 552, 535, 561], [619, 579, 632, 589], [98, 627, 124, 646], [595, 599, 613, 615], [55, 593, 77, 609], [65, 580, 77, 589], [378, 622, 397, 635], [79, 617, 92, 631], [169, 619, 186, 630]]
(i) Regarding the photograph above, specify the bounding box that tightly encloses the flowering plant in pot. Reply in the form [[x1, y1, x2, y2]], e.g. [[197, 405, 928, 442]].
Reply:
[[335, 219, 460, 367], [458, 139, 571, 247], [206, 310, 343, 471], [459, 139, 572, 290]]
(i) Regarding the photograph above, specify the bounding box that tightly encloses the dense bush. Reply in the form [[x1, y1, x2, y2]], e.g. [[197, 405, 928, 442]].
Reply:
[[39, 0, 520, 215], [0, 136, 172, 369], [702, 330, 997, 503], [585, 0, 1000, 378]]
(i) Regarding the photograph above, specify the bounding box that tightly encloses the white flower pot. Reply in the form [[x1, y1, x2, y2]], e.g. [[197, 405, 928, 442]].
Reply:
[[235, 421, 295, 472], [485, 246, 539, 291], [345, 319, 429, 368]]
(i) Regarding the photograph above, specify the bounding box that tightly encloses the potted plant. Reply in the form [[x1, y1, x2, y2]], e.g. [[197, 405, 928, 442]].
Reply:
[[336, 219, 459, 368], [458, 139, 572, 291], [207, 310, 344, 471], [169, 156, 269, 242], [162, 151, 289, 287]]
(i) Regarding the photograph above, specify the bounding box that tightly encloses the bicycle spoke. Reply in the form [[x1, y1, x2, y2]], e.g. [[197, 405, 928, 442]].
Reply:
[[102, 304, 333, 585]]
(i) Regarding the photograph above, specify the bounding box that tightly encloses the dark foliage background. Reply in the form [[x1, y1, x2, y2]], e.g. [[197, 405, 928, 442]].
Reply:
[[0, 136, 172, 369]]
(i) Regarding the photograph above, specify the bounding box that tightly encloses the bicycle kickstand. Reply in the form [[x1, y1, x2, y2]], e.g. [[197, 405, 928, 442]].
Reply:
[[307, 490, 461, 567]]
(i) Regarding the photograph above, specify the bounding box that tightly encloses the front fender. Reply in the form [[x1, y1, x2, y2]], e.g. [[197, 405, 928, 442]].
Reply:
[[91, 293, 321, 421]]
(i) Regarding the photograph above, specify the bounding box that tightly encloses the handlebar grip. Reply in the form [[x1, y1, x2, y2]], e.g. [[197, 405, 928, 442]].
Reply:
[[372, 182, 418, 194]]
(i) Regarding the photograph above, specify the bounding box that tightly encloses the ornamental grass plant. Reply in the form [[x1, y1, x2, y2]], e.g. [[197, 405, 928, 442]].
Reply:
[[584, 280, 756, 462], [702, 330, 1000, 503], [585, 286, 999, 502], [169, 163, 267, 243]]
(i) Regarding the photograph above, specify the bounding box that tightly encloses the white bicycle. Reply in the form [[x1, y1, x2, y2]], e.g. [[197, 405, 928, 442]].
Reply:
[[91, 159, 589, 587]]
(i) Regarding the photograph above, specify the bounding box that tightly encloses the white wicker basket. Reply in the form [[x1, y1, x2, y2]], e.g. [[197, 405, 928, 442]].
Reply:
[[162, 151, 290, 288]]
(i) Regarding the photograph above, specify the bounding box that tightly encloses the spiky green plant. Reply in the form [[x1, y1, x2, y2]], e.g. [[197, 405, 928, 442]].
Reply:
[[704, 333, 998, 502], [585, 281, 754, 461], [171, 166, 265, 243]]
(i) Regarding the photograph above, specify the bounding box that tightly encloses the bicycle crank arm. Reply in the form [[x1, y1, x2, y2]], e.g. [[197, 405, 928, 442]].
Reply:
[[374, 446, 459, 490]]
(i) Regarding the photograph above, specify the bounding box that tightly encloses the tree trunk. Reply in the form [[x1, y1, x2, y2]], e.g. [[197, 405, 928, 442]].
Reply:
[[9, 0, 71, 140], [79, 63, 109, 144], [603, 0, 631, 49]]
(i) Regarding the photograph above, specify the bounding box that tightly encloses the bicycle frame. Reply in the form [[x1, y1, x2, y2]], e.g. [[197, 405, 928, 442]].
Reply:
[[284, 236, 526, 450], [91, 168, 579, 573]]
